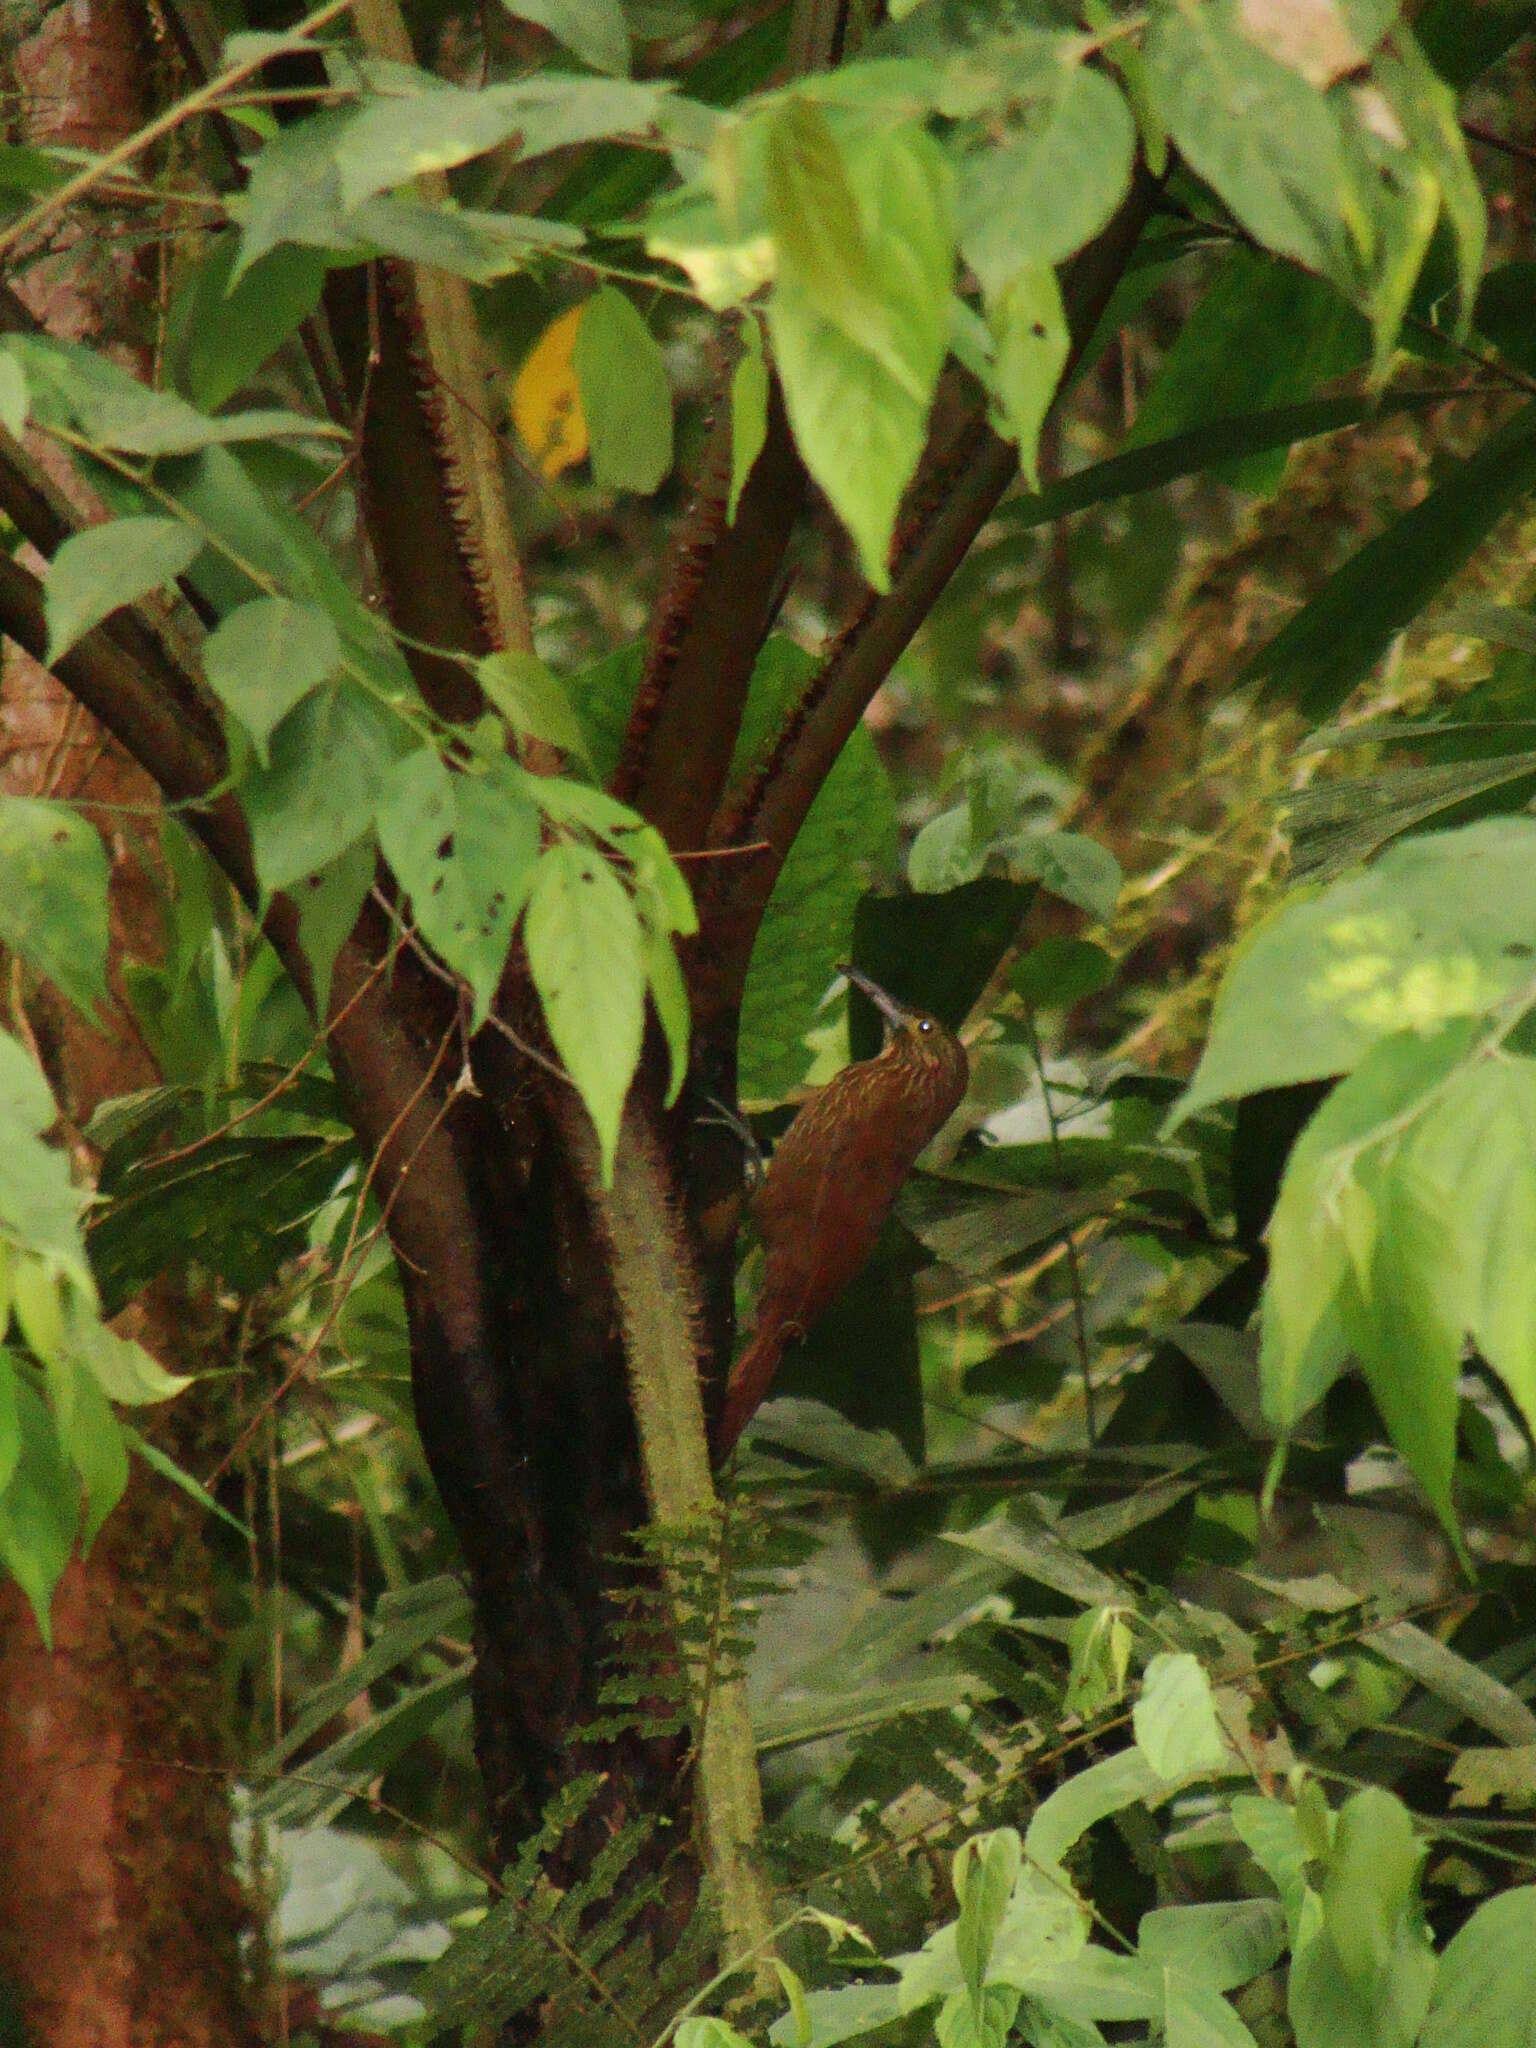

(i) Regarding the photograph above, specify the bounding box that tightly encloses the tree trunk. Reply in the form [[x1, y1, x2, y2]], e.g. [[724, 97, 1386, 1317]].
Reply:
[[0, 3, 261, 2039]]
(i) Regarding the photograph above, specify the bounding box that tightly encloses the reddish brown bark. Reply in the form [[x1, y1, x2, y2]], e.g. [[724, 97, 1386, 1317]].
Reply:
[[0, 2, 260, 2041]]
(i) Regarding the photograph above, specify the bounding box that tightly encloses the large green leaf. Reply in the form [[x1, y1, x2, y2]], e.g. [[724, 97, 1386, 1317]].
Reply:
[[1259, 1022, 1479, 1440], [0, 1033, 88, 1275], [1133, 1654, 1230, 1780], [768, 120, 953, 588], [0, 795, 108, 1017], [1418, 1886, 1536, 2048], [1289, 1789, 1435, 2048], [1172, 818, 1536, 1122]]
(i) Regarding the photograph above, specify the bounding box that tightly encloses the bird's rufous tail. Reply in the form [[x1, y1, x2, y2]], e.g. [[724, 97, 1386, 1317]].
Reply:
[[713, 1320, 788, 1462]]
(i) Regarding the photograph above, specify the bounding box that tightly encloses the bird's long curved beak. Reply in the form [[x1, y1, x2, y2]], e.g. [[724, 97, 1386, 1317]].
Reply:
[[838, 962, 914, 1034]]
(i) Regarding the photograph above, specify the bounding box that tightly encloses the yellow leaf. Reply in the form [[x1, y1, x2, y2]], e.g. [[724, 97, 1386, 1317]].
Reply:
[[511, 303, 590, 478]]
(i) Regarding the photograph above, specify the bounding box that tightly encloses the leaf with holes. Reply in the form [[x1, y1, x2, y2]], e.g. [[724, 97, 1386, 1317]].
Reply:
[[376, 749, 540, 1026]]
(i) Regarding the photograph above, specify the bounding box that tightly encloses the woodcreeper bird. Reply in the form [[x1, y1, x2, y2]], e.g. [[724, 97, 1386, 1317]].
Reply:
[[714, 965, 969, 1459]]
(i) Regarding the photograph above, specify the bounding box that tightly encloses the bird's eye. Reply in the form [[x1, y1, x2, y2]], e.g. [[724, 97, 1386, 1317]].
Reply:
[[918, 1018, 933, 1034]]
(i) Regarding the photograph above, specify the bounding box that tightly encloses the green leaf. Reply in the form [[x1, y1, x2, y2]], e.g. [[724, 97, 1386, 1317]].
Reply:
[[997, 388, 1451, 538], [1232, 1795, 1313, 1938], [328, 75, 662, 213], [240, 682, 407, 897], [953, 1829, 1022, 2008], [1371, 1619, 1536, 1746], [69, 1315, 193, 1405], [1013, 939, 1114, 1009], [376, 749, 540, 1025], [1260, 1019, 1480, 1443], [1172, 818, 1536, 1123], [771, 1982, 903, 2047], [0, 794, 109, 1017], [1024, 1747, 1168, 1869], [643, 924, 690, 1108], [728, 314, 769, 524], [43, 516, 202, 663], [1004, 832, 1120, 919], [768, 122, 953, 589], [123, 1425, 252, 1539], [936, 1984, 1021, 2048], [202, 596, 342, 764], [1145, 8, 1352, 283], [988, 266, 1069, 489], [1251, 402, 1536, 717], [164, 235, 328, 413], [1139, 1901, 1285, 1995], [775, 1960, 813, 2048], [1126, 252, 1367, 497], [1419, 1886, 1536, 2048], [1388, 1055, 1536, 1442], [0, 1374, 76, 1643], [1289, 1788, 1435, 2048], [1163, 1979, 1262, 2048], [8, 333, 336, 454], [0, 1348, 19, 1497], [0, 1037, 88, 1274], [0, 349, 27, 436], [573, 287, 674, 494], [1134, 1653, 1230, 1780], [476, 650, 592, 765], [55, 1365, 127, 1551], [254, 1666, 471, 1825], [766, 100, 943, 406], [676, 2023, 757, 2048], [524, 843, 646, 1179], [295, 836, 376, 1018], [1065, 1605, 1133, 1716], [1372, 32, 1485, 336], [503, 0, 630, 74], [738, 642, 896, 1099], [958, 61, 1134, 286], [164, 445, 416, 704], [345, 196, 585, 281]]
